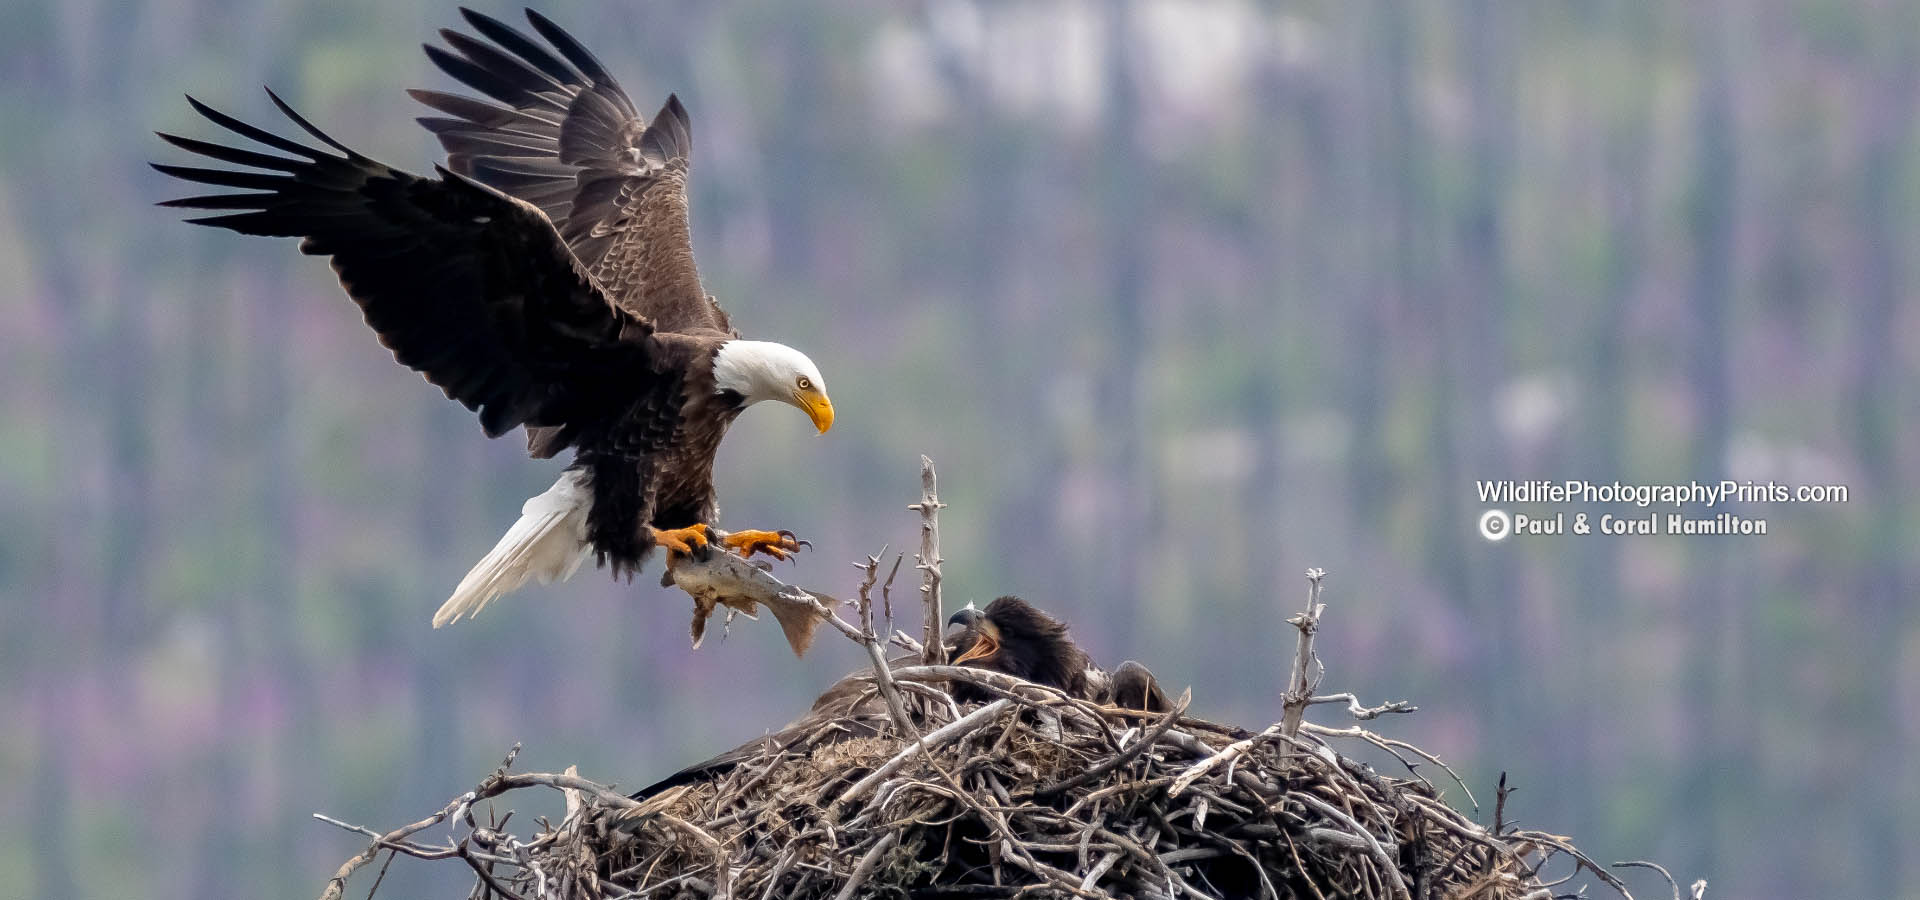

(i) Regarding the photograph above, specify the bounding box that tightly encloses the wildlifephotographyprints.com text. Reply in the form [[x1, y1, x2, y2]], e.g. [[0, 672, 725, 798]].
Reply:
[[1472, 479, 1849, 541]]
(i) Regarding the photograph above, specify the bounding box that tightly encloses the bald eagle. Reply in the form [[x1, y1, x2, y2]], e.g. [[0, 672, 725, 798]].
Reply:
[[154, 8, 833, 625]]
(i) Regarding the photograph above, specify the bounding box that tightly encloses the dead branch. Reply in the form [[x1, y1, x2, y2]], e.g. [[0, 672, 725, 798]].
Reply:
[[910, 455, 947, 666], [1280, 567, 1327, 739], [851, 550, 914, 738], [1305, 692, 1417, 720], [832, 698, 1013, 808]]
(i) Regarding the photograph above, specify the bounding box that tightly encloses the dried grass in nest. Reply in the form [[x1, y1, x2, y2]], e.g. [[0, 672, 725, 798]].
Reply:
[[316, 664, 1649, 900]]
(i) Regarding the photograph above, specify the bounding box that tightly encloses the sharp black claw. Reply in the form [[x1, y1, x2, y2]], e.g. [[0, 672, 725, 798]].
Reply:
[[773, 530, 812, 553]]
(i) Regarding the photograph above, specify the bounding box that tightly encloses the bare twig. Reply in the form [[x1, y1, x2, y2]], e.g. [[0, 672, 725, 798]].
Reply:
[[1495, 771, 1512, 834], [1281, 568, 1328, 738], [1304, 723, 1481, 811], [459, 843, 530, 900], [830, 832, 898, 900], [880, 553, 904, 624], [651, 813, 732, 899], [1615, 860, 1681, 900], [1305, 692, 1417, 719], [316, 791, 482, 900], [1294, 793, 1411, 900], [909, 455, 947, 666], [1036, 690, 1189, 796], [1168, 723, 1282, 799], [832, 699, 1012, 808], [853, 550, 915, 739]]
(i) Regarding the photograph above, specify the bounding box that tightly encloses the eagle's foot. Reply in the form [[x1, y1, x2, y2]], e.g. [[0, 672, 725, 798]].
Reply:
[[649, 524, 713, 562], [723, 528, 809, 562]]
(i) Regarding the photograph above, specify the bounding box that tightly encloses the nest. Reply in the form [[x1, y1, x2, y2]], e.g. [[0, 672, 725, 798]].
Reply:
[[317, 662, 1648, 900]]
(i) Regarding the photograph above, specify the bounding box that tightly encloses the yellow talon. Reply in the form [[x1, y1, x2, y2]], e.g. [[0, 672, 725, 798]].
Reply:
[[649, 524, 712, 559], [722, 528, 808, 561]]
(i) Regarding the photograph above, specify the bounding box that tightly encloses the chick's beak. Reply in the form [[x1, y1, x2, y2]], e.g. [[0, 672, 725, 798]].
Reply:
[[953, 621, 1000, 665], [947, 607, 985, 629], [796, 389, 835, 434]]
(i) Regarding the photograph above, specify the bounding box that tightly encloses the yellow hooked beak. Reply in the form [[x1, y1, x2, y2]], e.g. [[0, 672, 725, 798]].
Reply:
[[795, 388, 835, 434]]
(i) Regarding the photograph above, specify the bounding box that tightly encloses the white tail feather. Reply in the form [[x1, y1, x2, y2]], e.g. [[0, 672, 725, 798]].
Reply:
[[433, 470, 594, 627]]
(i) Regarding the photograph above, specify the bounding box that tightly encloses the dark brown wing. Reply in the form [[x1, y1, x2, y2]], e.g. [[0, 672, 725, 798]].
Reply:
[[155, 91, 655, 439], [411, 8, 729, 337]]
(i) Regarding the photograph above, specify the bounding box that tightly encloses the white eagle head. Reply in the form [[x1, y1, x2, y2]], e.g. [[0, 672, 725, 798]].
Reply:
[[712, 340, 834, 433]]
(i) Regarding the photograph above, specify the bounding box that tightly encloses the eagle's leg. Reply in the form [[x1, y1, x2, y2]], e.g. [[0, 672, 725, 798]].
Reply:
[[647, 524, 712, 562], [722, 529, 809, 561]]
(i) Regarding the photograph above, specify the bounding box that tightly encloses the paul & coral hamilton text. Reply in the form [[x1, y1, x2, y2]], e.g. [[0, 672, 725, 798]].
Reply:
[[1503, 511, 1767, 536]]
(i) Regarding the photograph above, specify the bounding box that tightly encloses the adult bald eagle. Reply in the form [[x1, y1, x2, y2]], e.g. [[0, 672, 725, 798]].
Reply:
[[632, 596, 1169, 798], [155, 8, 833, 625]]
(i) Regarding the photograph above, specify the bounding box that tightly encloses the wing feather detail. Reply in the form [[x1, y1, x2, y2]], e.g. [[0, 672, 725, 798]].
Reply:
[[155, 91, 657, 440], [414, 8, 726, 336]]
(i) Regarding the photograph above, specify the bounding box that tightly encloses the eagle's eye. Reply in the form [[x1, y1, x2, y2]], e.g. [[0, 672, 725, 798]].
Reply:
[[797, 376, 813, 390]]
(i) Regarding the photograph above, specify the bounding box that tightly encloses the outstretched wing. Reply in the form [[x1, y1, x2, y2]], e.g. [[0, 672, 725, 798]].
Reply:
[[155, 90, 657, 440], [411, 8, 728, 336]]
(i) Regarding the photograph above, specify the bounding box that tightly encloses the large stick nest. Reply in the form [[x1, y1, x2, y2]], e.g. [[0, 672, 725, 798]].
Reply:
[[322, 663, 1647, 900]]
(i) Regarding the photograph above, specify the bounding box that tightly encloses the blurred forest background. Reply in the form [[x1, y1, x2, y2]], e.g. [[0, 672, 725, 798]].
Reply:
[[1, 0, 1915, 898]]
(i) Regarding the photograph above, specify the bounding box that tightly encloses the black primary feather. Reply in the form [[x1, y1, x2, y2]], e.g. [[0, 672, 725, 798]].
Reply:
[[153, 90, 657, 440], [414, 8, 725, 337]]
